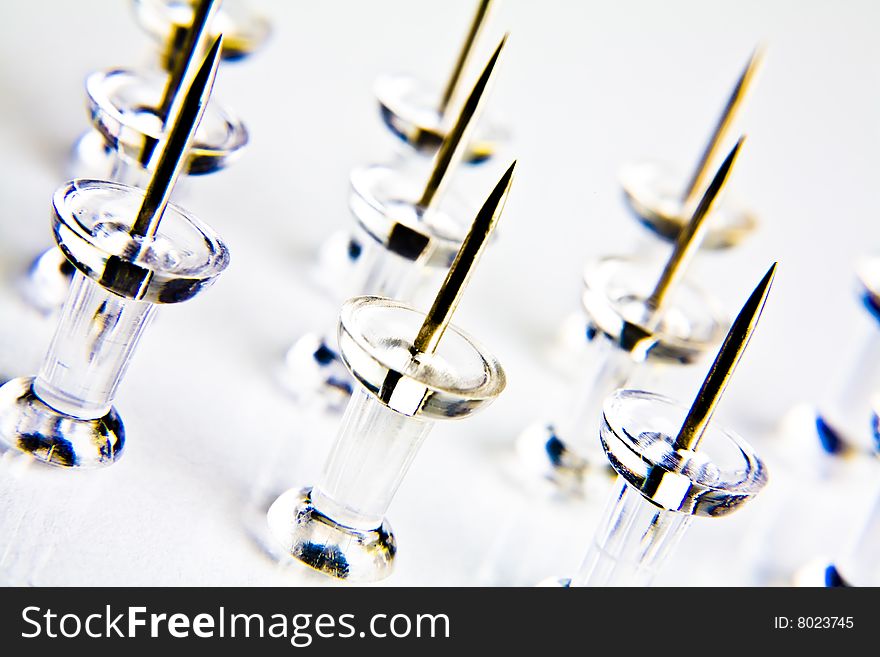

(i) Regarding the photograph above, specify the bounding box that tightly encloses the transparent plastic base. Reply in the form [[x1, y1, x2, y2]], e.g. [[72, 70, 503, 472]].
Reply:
[[812, 410, 873, 458], [242, 488, 296, 563], [620, 160, 757, 250], [582, 255, 728, 365], [520, 332, 634, 485], [86, 68, 247, 175], [266, 487, 396, 582], [0, 377, 124, 469]]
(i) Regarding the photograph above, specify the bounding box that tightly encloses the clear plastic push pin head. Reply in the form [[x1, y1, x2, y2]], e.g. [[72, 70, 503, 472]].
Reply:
[[81, 68, 247, 180], [620, 160, 757, 249], [348, 164, 466, 282], [375, 0, 507, 163], [54, 180, 229, 302], [134, 0, 270, 66], [270, 162, 515, 582], [601, 390, 767, 517], [376, 75, 506, 165], [621, 49, 763, 250]]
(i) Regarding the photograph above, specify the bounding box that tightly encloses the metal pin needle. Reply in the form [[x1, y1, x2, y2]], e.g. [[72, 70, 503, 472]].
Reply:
[[157, 0, 220, 121], [412, 160, 516, 356], [418, 35, 507, 213], [680, 48, 764, 209], [673, 262, 777, 452], [129, 35, 223, 244], [644, 137, 745, 320], [438, 0, 495, 116]]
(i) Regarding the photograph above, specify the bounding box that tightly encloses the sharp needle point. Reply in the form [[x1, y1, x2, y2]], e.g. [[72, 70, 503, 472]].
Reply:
[[681, 47, 764, 207], [412, 160, 516, 355], [418, 34, 507, 212], [157, 0, 220, 121], [673, 262, 777, 452], [645, 137, 745, 319], [129, 35, 223, 244], [438, 0, 495, 115]]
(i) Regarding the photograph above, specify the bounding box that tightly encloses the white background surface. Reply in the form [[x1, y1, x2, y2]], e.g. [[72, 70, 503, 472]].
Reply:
[[1, 0, 879, 586]]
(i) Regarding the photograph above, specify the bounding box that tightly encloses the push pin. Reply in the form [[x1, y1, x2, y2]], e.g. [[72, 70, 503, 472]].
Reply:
[[517, 140, 744, 493], [0, 38, 229, 468], [286, 38, 506, 411], [268, 162, 515, 582], [376, 0, 505, 164], [25, 0, 245, 314], [559, 264, 775, 586], [804, 256, 880, 457], [621, 49, 762, 250], [133, 0, 270, 69]]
